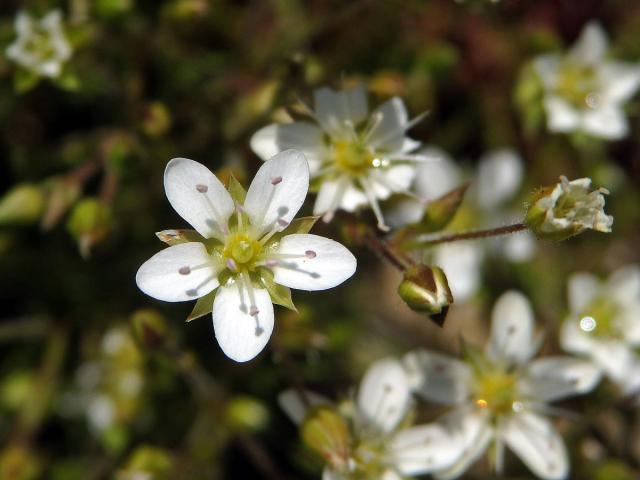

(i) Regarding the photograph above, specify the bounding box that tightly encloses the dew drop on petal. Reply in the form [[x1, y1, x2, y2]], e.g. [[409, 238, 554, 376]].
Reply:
[[580, 316, 596, 332]]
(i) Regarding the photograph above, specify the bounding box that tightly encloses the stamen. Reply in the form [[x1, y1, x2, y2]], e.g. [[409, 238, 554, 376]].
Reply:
[[322, 177, 349, 224], [368, 110, 428, 149], [235, 202, 244, 230], [362, 111, 384, 142], [195, 184, 208, 193], [241, 271, 259, 317], [271, 176, 283, 185], [178, 266, 191, 275], [226, 258, 238, 272], [359, 177, 390, 231], [197, 185, 229, 237], [305, 250, 316, 259], [277, 218, 289, 228]]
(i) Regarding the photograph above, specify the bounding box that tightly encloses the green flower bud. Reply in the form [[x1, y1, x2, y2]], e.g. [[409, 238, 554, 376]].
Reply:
[[398, 265, 453, 326], [525, 176, 613, 241], [116, 446, 172, 480], [301, 406, 351, 471], [225, 396, 269, 433], [66, 198, 112, 257], [0, 184, 45, 226]]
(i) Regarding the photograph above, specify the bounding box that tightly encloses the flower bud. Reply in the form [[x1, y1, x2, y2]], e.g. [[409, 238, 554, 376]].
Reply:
[[225, 396, 269, 433], [301, 406, 351, 471], [130, 309, 167, 349], [398, 265, 453, 326], [525, 176, 613, 241], [117, 446, 172, 480], [0, 184, 45, 226], [66, 198, 112, 257]]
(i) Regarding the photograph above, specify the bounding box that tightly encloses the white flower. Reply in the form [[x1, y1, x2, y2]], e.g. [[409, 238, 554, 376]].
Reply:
[[389, 147, 535, 302], [526, 176, 613, 240], [135, 150, 357, 362], [279, 358, 461, 479], [560, 266, 640, 395], [534, 21, 640, 140], [404, 291, 602, 479], [5, 10, 72, 78], [250, 84, 427, 230]]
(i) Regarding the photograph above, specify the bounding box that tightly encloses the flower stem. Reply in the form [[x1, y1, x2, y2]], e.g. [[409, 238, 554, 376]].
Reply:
[[404, 222, 528, 250], [364, 231, 414, 271]]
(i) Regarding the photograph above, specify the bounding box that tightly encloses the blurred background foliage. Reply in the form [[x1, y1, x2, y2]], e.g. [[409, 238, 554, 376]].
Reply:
[[0, 0, 639, 479]]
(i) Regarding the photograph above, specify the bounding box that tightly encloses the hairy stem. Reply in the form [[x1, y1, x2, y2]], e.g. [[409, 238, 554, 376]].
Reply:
[[405, 223, 528, 250]]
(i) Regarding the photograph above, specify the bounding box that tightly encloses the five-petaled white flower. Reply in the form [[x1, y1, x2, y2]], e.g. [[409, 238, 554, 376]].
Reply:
[[5, 9, 72, 78], [250, 84, 427, 231], [135, 150, 356, 362], [279, 358, 461, 480], [525, 176, 613, 240], [403, 291, 601, 480], [534, 21, 640, 140], [560, 266, 640, 396]]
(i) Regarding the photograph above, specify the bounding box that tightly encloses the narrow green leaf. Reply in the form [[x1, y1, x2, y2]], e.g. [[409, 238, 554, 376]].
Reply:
[[186, 289, 217, 322], [156, 229, 205, 245], [227, 174, 247, 205]]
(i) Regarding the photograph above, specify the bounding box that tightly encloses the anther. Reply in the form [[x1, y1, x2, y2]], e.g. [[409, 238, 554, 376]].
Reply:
[[249, 306, 259, 317], [195, 184, 208, 193], [305, 250, 316, 259], [265, 259, 278, 267], [277, 218, 289, 228], [271, 176, 283, 185], [178, 266, 191, 275], [226, 258, 237, 272]]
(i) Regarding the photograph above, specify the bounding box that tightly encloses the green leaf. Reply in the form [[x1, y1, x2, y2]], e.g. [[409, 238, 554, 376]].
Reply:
[[259, 268, 296, 311], [156, 229, 205, 245], [14, 69, 40, 93], [186, 289, 217, 322], [227, 174, 247, 204]]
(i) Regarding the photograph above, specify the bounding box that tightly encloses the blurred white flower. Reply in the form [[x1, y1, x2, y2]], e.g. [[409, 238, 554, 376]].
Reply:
[[136, 150, 356, 362], [389, 147, 535, 302], [251, 85, 427, 230], [404, 291, 601, 479], [526, 176, 613, 240], [534, 21, 640, 140], [279, 358, 461, 479], [560, 266, 640, 395], [5, 10, 72, 78]]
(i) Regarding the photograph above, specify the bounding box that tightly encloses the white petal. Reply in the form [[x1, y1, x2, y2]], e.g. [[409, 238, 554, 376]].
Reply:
[[607, 265, 640, 305], [250, 122, 327, 170], [501, 412, 569, 480], [522, 356, 602, 402], [15, 11, 32, 35], [42, 9, 63, 29], [322, 468, 344, 480], [212, 285, 274, 362], [39, 60, 62, 78], [559, 317, 596, 355], [403, 350, 472, 405], [475, 149, 523, 210], [385, 198, 425, 228], [164, 158, 234, 240], [589, 340, 636, 386], [600, 62, 640, 103], [277, 389, 332, 425], [544, 96, 581, 133], [569, 21, 608, 65], [488, 291, 538, 365], [272, 234, 356, 291], [582, 106, 628, 140], [367, 97, 410, 151], [533, 54, 561, 88], [244, 150, 309, 237], [567, 272, 600, 313], [339, 183, 368, 211], [372, 164, 416, 196], [356, 358, 411, 434], [413, 147, 462, 199], [389, 423, 461, 475], [434, 242, 483, 303], [436, 410, 493, 480], [135, 242, 219, 302], [313, 85, 368, 137]]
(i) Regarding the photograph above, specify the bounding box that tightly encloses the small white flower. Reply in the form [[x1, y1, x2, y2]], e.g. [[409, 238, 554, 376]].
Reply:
[[534, 21, 640, 140], [5, 10, 72, 78], [526, 176, 613, 240], [389, 147, 535, 302], [404, 291, 601, 480], [135, 150, 357, 362], [279, 358, 461, 479], [251, 84, 427, 230], [560, 266, 640, 395]]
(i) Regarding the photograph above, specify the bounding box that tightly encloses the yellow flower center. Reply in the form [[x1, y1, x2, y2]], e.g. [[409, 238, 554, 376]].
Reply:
[[555, 62, 599, 109], [223, 233, 262, 268], [333, 139, 377, 176], [473, 369, 519, 417], [580, 296, 621, 339]]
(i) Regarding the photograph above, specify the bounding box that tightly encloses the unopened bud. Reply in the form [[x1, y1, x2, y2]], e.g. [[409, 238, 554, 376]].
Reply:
[[0, 184, 45, 226], [66, 198, 112, 258], [130, 309, 167, 349], [398, 265, 453, 326], [525, 176, 613, 241], [225, 396, 269, 433], [117, 445, 172, 480], [301, 406, 351, 471]]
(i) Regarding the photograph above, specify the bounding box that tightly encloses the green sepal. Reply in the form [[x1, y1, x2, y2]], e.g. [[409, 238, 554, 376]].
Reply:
[[54, 71, 80, 91], [259, 268, 296, 311], [14, 69, 40, 93], [186, 289, 217, 322], [227, 174, 247, 205], [156, 229, 206, 245], [274, 216, 320, 241]]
